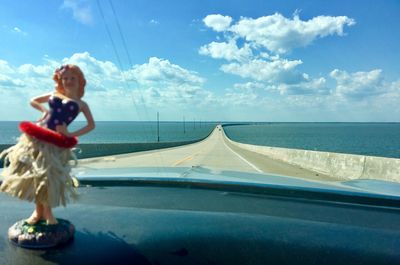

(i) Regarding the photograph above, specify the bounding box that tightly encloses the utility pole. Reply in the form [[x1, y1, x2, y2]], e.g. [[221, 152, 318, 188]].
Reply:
[[157, 111, 160, 142], [183, 116, 186, 134]]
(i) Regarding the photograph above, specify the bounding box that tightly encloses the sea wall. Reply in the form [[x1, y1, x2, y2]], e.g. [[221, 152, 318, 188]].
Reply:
[[74, 139, 204, 159], [223, 131, 400, 182]]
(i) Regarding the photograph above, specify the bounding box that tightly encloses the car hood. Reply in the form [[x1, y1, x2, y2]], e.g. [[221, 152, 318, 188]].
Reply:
[[73, 166, 400, 199]]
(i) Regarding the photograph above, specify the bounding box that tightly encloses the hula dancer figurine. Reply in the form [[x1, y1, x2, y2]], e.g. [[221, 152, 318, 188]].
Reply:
[[0, 64, 95, 248]]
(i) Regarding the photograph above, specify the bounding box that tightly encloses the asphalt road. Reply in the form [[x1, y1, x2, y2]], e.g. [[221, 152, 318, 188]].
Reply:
[[78, 125, 335, 181]]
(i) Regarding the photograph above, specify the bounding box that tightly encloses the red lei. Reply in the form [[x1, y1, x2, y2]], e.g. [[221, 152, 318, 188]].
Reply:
[[19, 121, 78, 148]]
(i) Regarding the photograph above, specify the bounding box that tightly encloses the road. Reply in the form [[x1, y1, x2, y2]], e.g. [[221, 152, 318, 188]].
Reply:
[[78, 125, 335, 181]]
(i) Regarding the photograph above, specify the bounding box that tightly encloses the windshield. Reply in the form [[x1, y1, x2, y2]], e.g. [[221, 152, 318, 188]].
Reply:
[[0, 0, 399, 196]]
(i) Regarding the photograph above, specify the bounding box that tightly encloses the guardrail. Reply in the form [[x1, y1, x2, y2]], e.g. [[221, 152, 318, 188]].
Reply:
[[222, 128, 400, 182]]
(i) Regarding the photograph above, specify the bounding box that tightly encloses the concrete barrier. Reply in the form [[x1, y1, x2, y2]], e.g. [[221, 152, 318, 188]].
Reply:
[[222, 129, 400, 182], [0, 135, 211, 168]]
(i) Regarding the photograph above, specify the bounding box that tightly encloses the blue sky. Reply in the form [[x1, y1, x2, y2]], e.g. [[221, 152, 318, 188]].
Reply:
[[0, 0, 399, 121]]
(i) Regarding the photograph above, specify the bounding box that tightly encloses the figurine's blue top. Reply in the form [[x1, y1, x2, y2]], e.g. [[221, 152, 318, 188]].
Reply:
[[45, 96, 80, 131]]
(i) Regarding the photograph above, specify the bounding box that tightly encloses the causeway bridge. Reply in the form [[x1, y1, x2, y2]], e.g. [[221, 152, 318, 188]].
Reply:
[[78, 125, 334, 181]]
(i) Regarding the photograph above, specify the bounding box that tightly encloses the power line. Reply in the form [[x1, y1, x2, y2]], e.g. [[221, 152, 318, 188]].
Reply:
[[108, 0, 133, 67], [97, 0, 146, 125], [96, 0, 123, 72], [96, 0, 167, 171], [107, 0, 151, 123]]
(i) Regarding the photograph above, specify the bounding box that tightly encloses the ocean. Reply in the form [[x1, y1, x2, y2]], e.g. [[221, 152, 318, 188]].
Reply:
[[0, 121, 217, 144], [0, 121, 399, 159], [0, 121, 217, 159], [223, 123, 400, 159]]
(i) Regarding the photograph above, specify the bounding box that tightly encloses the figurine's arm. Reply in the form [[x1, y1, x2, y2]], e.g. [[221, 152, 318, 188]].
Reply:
[[57, 101, 95, 137], [30, 93, 52, 121]]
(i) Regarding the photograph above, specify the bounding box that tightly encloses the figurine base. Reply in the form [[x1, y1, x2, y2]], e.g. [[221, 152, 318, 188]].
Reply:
[[8, 218, 75, 249]]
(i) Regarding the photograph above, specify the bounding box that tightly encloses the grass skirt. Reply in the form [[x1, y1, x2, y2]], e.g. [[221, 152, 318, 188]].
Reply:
[[0, 134, 78, 207]]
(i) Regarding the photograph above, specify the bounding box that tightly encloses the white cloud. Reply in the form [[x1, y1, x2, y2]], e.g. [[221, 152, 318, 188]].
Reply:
[[200, 12, 356, 98], [0, 74, 25, 88], [222, 90, 259, 106], [0, 53, 217, 120], [150, 19, 159, 25], [229, 13, 355, 54], [0, 60, 14, 73], [390, 80, 400, 90], [0, 52, 123, 104], [12, 27, 27, 36], [62, 52, 120, 90], [197, 13, 398, 120], [202, 13, 355, 54], [276, 77, 328, 95], [64, 52, 119, 78], [62, 0, 93, 25], [220, 57, 304, 84], [137, 85, 215, 108], [203, 14, 233, 32], [124, 57, 213, 110], [18, 64, 54, 77], [199, 40, 253, 62], [1, 52, 398, 121], [233, 82, 266, 91], [126, 57, 205, 87], [330, 69, 385, 98]]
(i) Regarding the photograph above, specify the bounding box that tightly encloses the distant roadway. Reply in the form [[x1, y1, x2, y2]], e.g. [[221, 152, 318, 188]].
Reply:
[[78, 125, 335, 181]]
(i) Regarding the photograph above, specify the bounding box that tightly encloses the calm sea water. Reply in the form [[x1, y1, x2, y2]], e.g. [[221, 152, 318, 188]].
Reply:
[[224, 123, 400, 159], [0, 121, 399, 159], [0, 121, 217, 144]]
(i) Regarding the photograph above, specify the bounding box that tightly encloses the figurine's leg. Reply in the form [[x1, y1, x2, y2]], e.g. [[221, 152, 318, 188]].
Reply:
[[26, 203, 44, 225], [43, 204, 58, 225]]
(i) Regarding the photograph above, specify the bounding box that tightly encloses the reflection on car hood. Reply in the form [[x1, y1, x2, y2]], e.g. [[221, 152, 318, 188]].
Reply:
[[73, 166, 400, 198]]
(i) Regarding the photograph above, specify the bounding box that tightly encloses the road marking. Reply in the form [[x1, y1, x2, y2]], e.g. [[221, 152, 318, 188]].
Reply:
[[172, 148, 207, 166], [172, 154, 195, 166], [222, 138, 263, 173]]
